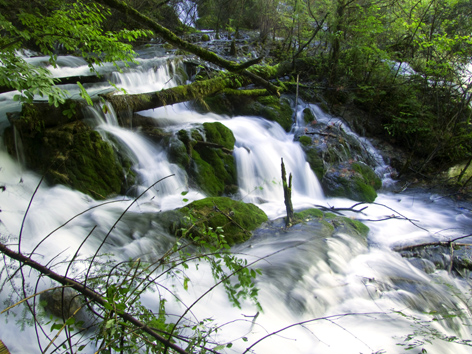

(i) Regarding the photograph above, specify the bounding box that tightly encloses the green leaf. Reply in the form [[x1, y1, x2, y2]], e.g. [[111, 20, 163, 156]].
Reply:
[[77, 82, 93, 106], [105, 319, 116, 329], [50, 322, 63, 331], [183, 277, 190, 291]]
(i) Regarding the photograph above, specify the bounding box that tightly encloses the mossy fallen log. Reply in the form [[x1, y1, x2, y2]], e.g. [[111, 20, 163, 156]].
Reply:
[[100, 73, 253, 121]]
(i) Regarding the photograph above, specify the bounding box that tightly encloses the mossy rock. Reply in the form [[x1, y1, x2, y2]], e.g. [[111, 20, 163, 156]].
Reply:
[[302, 107, 316, 124], [303, 146, 326, 180], [175, 122, 237, 196], [203, 121, 235, 149], [167, 135, 190, 168], [157, 197, 268, 245], [294, 207, 369, 240], [197, 94, 233, 115], [298, 135, 312, 146], [190, 149, 226, 196], [243, 96, 293, 131], [8, 118, 132, 199], [352, 162, 382, 190], [321, 163, 379, 203]]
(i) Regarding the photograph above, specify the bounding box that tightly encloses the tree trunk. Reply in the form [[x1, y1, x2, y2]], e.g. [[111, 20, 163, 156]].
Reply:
[[101, 73, 253, 121]]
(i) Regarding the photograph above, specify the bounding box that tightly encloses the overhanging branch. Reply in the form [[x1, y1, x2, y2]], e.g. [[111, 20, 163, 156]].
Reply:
[[0, 241, 190, 354]]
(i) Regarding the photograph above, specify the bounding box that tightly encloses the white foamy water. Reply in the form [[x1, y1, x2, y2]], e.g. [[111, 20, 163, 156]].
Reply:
[[0, 54, 471, 354]]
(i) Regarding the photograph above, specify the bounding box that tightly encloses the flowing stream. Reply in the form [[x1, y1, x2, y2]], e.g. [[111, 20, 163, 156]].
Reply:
[[1, 52, 472, 354]]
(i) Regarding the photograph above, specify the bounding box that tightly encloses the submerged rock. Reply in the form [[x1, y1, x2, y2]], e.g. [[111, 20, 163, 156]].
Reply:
[[398, 244, 472, 278], [40, 287, 83, 319]]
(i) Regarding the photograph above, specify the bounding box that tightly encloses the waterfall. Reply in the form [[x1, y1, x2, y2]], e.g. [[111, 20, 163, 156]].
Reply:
[[1, 54, 472, 354], [224, 116, 324, 216]]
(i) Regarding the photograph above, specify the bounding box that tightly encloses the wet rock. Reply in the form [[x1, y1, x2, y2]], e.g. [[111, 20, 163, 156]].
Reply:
[[156, 196, 268, 245], [40, 288, 83, 319], [320, 162, 380, 203], [296, 113, 382, 202], [234, 95, 293, 131], [5, 112, 134, 199], [171, 122, 237, 196], [398, 244, 472, 278], [39, 287, 94, 329]]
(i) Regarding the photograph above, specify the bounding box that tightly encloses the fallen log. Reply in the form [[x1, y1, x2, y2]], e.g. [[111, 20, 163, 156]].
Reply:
[[100, 73, 254, 121]]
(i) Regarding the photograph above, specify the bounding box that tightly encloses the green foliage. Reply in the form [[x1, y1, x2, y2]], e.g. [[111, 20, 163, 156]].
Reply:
[[0, 0, 151, 104]]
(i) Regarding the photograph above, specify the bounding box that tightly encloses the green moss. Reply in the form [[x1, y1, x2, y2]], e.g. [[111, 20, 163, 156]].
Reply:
[[352, 162, 382, 189], [197, 94, 233, 115], [223, 88, 269, 97], [20, 121, 129, 199], [303, 107, 315, 124], [324, 173, 377, 203], [191, 149, 225, 196], [234, 95, 293, 131], [341, 217, 370, 237], [201, 34, 210, 42], [304, 148, 325, 180], [60, 128, 125, 199], [176, 123, 237, 196], [299, 135, 311, 146], [292, 208, 368, 239], [354, 178, 378, 203], [167, 136, 190, 167], [173, 197, 268, 245], [294, 208, 324, 221], [203, 122, 235, 150]]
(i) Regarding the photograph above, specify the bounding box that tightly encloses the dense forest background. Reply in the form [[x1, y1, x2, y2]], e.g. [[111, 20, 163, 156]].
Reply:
[[196, 0, 472, 177]]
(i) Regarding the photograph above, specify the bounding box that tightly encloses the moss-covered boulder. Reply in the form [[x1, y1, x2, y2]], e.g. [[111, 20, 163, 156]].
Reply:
[[156, 197, 268, 245], [5, 110, 133, 199], [170, 122, 238, 196], [302, 107, 316, 125], [321, 161, 381, 202]]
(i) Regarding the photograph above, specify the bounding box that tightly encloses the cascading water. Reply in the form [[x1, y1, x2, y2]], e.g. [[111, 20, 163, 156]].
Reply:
[[0, 53, 471, 354]]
